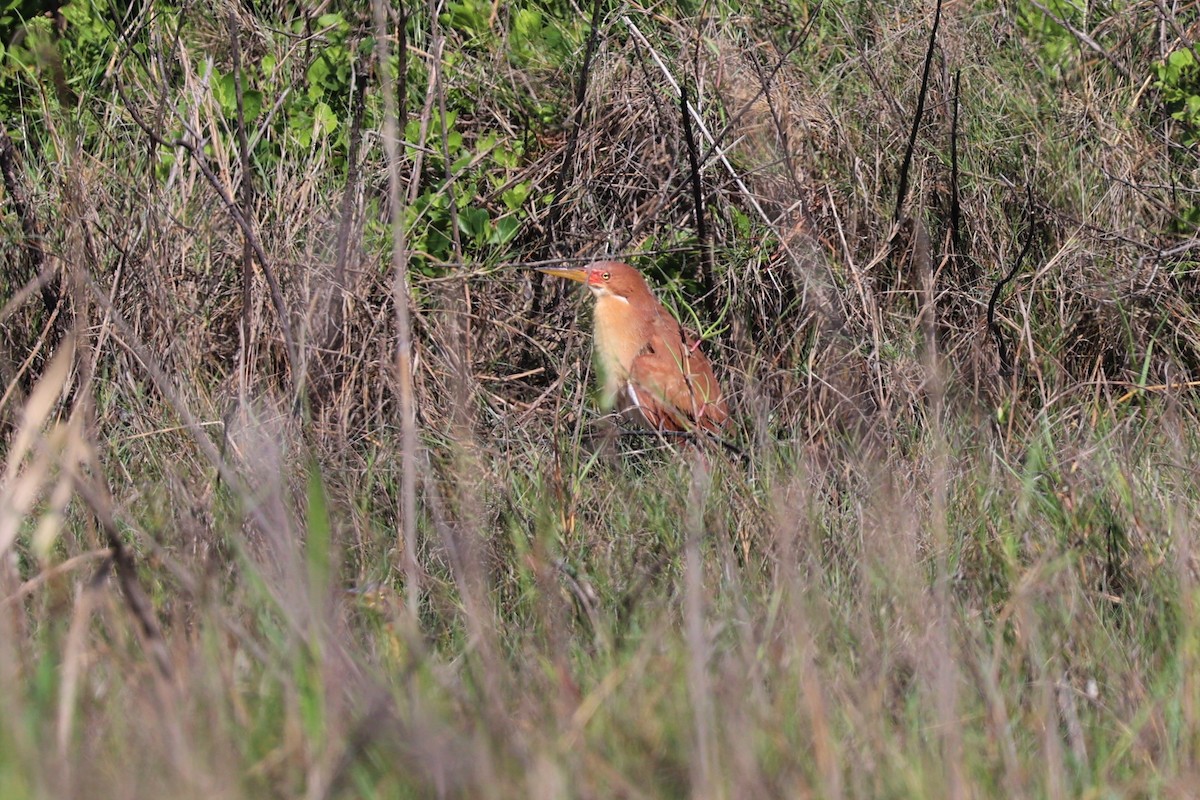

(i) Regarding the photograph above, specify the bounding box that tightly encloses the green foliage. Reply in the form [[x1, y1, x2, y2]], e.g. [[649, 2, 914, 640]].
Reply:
[[401, 110, 529, 274], [1014, 0, 1083, 74], [211, 68, 263, 122], [441, 0, 496, 47], [1153, 47, 1200, 229], [1154, 47, 1200, 146], [509, 5, 577, 69], [195, 10, 368, 174], [366, 0, 588, 277], [54, 0, 114, 87], [0, 0, 118, 138], [291, 12, 358, 148]]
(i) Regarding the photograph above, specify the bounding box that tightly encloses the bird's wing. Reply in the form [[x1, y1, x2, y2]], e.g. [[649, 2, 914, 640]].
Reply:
[[626, 312, 728, 432]]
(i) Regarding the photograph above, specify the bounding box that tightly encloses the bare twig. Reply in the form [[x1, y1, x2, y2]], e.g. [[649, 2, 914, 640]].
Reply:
[[989, 189, 1036, 378], [617, 11, 819, 258], [314, 61, 371, 407], [333, 68, 369, 300], [622, 19, 806, 288], [680, 83, 716, 317], [949, 69, 964, 264], [894, 0, 942, 224], [228, 12, 257, 396], [620, 15, 853, 351]]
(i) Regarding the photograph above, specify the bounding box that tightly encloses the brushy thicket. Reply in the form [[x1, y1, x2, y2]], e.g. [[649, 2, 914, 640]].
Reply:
[[3, 0, 1200, 797]]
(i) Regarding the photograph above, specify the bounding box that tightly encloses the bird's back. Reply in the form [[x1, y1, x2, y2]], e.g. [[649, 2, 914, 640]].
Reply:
[[622, 299, 728, 433], [583, 261, 728, 433]]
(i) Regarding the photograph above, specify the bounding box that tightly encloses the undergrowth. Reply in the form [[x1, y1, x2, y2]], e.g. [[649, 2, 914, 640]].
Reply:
[[3, 0, 1200, 797]]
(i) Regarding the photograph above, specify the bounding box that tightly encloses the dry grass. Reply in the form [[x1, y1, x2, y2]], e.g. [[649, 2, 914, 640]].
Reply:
[[3, 0, 1200, 797]]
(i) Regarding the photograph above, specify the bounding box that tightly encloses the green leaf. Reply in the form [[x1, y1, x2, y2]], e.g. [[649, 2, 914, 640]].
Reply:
[[501, 183, 529, 211], [314, 101, 338, 135], [243, 89, 263, 120], [491, 216, 520, 245], [316, 12, 347, 32], [307, 56, 331, 98], [493, 148, 517, 169], [1168, 49, 1195, 70], [458, 206, 490, 240], [214, 72, 234, 113], [426, 226, 453, 260], [404, 119, 421, 144], [288, 109, 314, 148]]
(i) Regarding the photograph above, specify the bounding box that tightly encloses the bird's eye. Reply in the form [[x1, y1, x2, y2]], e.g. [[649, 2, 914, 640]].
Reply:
[[602, 271, 611, 281]]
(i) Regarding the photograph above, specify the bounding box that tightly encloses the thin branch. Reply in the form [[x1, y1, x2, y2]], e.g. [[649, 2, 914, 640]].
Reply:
[[699, 4, 821, 184], [949, 69, 963, 264], [680, 83, 715, 316], [622, 20, 782, 265], [229, 11, 256, 395], [334, 70, 369, 290], [988, 188, 1036, 378], [315, 62, 371, 407], [894, 0, 942, 224]]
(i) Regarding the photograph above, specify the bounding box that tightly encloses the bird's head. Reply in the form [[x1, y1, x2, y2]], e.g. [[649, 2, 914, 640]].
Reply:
[[537, 261, 649, 304]]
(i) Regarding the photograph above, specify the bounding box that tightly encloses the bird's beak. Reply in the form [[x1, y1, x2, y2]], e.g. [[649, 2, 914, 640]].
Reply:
[[536, 266, 590, 284]]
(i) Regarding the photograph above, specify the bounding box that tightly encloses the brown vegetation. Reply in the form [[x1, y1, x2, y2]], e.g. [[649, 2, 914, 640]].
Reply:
[[3, 0, 1200, 796]]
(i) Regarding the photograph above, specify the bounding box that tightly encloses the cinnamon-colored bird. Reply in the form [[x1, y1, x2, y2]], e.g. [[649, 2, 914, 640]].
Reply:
[[539, 261, 728, 433]]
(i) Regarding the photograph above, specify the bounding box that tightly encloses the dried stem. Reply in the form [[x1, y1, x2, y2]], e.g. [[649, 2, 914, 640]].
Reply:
[[373, 0, 421, 619], [228, 11, 256, 396]]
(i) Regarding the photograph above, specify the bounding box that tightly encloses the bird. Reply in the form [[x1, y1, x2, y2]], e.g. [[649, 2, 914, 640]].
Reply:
[[538, 260, 728, 433]]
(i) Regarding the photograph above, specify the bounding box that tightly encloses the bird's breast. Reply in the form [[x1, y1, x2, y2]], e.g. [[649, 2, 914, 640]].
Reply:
[[592, 296, 643, 405]]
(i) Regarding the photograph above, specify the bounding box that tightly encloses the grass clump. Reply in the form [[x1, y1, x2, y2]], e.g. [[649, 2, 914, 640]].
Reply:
[[3, 0, 1200, 797]]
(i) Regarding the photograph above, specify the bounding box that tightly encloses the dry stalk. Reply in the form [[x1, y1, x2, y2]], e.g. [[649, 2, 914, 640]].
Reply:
[[228, 11, 256, 399], [372, 0, 421, 619], [684, 451, 718, 795], [115, 79, 300, 389]]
